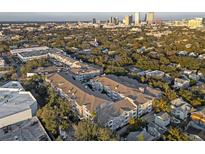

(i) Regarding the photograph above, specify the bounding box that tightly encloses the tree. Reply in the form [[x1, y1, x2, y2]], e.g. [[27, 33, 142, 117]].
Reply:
[[163, 127, 189, 141], [37, 105, 58, 135], [153, 99, 171, 113], [137, 134, 145, 141], [74, 120, 116, 141]]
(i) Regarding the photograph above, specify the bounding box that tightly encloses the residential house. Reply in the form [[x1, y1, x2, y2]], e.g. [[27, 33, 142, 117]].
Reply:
[[191, 107, 205, 130], [171, 98, 192, 120], [173, 77, 190, 89], [145, 70, 165, 79], [126, 129, 155, 141], [177, 50, 188, 56], [147, 122, 167, 140], [0, 57, 5, 67], [154, 112, 170, 128], [198, 54, 205, 60]]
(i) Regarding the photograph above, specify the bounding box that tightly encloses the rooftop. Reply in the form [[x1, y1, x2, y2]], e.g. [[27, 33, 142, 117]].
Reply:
[[170, 98, 189, 107], [92, 75, 159, 105], [18, 49, 50, 58], [10, 46, 49, 54], [47, 72, 112, 113], [0, 117, 51, 141], [127, 129, 155, 141], [0, 81, 36, 119], [156, 112, 170, 121], [1, 81, 24, 90], [69, 65, 101, 75]]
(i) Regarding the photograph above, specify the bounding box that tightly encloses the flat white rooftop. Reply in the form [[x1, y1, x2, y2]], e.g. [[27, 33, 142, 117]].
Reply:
[[10, 46, 49, 54], [1, 81, 24, 90], [0, 81, 37, 119]]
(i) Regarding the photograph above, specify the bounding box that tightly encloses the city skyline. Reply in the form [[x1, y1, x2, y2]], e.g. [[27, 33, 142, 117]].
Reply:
[[0, 12, 205, 22]]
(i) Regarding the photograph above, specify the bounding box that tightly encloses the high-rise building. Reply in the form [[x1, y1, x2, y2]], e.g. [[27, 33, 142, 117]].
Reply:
[[108, 17, 119, 25], [113, 17, 119, 25], [135, 12, 140, 25], [146, 12, 154, 24], [109, 17, 113, 24], [92, 18, 96, 24], [124, 15, 132, 26]]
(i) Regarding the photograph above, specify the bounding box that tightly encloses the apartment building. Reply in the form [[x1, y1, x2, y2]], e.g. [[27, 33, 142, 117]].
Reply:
[[96, 98, 137, 130], [46, 72, 112, 119], [89, 75, 161, 117], [69, 65, 102, 81]]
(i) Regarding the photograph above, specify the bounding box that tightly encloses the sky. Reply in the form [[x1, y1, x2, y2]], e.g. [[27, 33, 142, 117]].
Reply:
[[0, 12, 205, 22]]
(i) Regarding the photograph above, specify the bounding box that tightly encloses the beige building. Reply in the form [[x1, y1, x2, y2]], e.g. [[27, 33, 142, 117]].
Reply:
[[0, 81, 37, 128], [188, 18, 203, 29], [46, 73, 149, 130], [124, 15, 132, 26], [89, 75, 161, 117], [46, 72, 112, 118], [146, 12, 154, 24]]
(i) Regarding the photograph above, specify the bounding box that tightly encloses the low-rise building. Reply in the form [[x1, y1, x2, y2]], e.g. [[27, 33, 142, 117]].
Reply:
[[189, 52, 198, 57], [145, 70, 165, 79], [69, 65, 102, 81], [27, 66, 61, 77], [46, 72, 112, 119], [96, 98, 137, 130], [0, 57, 5, 67], [171, 98, 192, 120], [0, 117, 50, 141], [89, 75, 161, 117], [154, 112, 170, 128], [46, 73, 147, 131], [191, 108, 205, 129], [198, 54, 205, 60], [48, 50, 82, 68], [10, 46, 49, 55], [17, 49, 50, 62], [177, 51, 188, 56], [0, 81, 37, 128], [127, 129, 155, 141], [147, 122, 167, 140], [173, 78, 190, 89]]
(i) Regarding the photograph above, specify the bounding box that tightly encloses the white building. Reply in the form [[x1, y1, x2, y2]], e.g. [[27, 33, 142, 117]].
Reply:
[[146, 70, 165, 79], [48, 50, 82, 68], [10, 46, 49, 55], [173, 78, 190, 89], [0, 81, 37, 128], [171, 98, 192, 120], [134, 12, 140, 25], [17, 49, 50, 62]]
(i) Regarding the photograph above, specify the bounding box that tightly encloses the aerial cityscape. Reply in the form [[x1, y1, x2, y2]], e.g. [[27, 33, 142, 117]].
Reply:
[[1, 12, 205, 141]]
